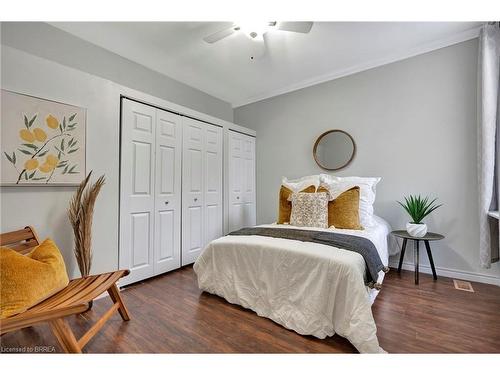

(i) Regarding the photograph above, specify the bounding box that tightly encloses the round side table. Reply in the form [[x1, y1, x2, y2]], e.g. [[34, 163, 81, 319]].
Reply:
[[391, 230, 445, 285]]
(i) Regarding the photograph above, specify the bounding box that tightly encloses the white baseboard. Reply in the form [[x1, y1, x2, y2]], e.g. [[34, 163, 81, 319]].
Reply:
[[389, 261, 500, 286]]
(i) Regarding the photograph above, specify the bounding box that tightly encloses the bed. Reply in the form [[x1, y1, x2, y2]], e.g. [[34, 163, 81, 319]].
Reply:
[[193, 215, 393, 353]]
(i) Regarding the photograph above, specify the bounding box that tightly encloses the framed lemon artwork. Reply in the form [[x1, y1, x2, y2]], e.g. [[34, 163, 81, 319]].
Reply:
[[1, 90, 86, 186]]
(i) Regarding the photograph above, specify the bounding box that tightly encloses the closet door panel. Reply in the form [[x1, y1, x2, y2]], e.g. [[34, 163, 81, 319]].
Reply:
[[158, 146, 175, 193], [228, 204, 244, 233], [243, 137, 255, 203], [131, 213, 152, 267], [205, 204, 220, 242], [132, 142, 153, 196], [188, 149, 203, 193], [229, 133, 243, 204], [182, 118, 205, 266], [243, 136, 256, 226], [120, 99, 156, 285], [228, 131, 244, 232], [182, 119, 223, 265], [228, 131, 256, 232], [158, 210, 175, 260], [154, 109, 182, 274], [188, 206, 203, 248], [204, 124, 223, 244]]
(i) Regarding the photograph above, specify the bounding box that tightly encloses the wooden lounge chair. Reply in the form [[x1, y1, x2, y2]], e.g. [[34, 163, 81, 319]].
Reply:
[[0, 226, 131, 353]]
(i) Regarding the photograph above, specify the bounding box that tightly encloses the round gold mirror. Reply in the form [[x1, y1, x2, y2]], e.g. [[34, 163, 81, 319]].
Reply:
[[313, 130, 356, 171]]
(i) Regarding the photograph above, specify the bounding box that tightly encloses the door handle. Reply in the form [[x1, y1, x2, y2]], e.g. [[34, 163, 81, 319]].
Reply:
[[194, 198, 198, 202], [164, 201, 169, 205], [236, 196, 240, 200]]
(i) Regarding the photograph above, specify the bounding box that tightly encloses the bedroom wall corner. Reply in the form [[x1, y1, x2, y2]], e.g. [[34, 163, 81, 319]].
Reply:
[[234, 38, 500, 285], [0, 22, 234, 122]]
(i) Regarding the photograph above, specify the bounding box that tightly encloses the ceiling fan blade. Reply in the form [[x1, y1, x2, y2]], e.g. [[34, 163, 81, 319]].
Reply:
[[277, 22, 313, 33], [203, 25, 236, 44]]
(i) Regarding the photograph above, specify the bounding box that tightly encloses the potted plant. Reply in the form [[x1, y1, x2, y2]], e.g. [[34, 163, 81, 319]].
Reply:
[[398, 195, 442, 237]]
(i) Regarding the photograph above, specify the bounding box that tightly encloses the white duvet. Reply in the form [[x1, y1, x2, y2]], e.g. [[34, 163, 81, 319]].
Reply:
[[193, 216, 392, 353]]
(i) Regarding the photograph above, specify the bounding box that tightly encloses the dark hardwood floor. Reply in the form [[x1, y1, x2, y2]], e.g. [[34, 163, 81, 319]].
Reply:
[[1, 266, 500, 353]]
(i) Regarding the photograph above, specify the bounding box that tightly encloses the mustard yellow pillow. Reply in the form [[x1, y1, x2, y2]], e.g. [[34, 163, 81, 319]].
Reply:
[[277, 185, 316, 224], [317, 185, 364, 230], [0, 238, 69, 319]]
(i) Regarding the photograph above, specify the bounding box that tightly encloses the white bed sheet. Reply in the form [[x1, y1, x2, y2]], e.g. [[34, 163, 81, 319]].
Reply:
[[193, 216, 391, 353]]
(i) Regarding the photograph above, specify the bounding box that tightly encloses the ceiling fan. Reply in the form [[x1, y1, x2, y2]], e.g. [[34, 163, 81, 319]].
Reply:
[[203, 21, 314, 44]]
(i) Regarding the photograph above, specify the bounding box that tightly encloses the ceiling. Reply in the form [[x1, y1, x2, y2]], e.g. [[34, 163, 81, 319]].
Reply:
[[50, 22, 482, 107]]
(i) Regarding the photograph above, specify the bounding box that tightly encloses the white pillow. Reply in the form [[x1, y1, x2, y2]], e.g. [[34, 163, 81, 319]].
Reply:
[[289, 192, 329, 228], [320, 174, 381, 227], [281, 175, 320, 191]]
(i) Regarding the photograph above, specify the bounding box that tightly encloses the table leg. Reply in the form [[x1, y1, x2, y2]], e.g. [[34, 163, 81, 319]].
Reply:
[[424, 240, 438, 280], [414, 240, 419, 285], [398, 238, 407, 273]]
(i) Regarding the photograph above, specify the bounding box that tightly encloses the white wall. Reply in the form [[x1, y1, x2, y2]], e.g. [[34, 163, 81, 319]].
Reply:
[[0, 43, 239, 279], [234, 39, 500, 285], [1, 22, 233, 122]]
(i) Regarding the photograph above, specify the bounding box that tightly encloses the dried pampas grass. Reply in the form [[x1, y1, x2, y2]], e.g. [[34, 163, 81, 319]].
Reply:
[[68, 171, 105, 277]]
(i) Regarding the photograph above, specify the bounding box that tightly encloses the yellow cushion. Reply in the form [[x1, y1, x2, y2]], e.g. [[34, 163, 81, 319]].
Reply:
[[0, 238, 69, 319], [277, 185, 316, 224], [317, 185, 364, 230]]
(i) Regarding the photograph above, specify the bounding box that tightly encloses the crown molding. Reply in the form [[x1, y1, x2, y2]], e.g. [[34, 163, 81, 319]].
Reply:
[[232, 25, 482, 108]]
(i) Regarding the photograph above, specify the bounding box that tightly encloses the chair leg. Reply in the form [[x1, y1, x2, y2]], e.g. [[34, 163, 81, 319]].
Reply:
[[49, 318, 82, 353], [107, 283, 131, 321]]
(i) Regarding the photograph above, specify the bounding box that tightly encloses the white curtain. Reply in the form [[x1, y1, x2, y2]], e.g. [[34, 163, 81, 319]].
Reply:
[[478, 23, 500, 268]]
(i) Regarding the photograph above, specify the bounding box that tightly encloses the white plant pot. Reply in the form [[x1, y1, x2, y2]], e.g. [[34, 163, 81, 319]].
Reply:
[[406, 222, 427, 237]]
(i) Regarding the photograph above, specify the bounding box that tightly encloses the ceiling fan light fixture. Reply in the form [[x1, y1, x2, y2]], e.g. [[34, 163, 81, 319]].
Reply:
[[237, 21, 273, 40], [202, 21, 313, 44]]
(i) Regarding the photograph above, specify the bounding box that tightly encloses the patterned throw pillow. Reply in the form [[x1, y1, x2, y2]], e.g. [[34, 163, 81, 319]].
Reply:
[[289, 192, 329, 228], [277, 185, 316, 224]]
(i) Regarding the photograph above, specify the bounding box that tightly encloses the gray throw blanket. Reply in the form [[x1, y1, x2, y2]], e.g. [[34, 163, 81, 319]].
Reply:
[[229, 227, 389, 289]]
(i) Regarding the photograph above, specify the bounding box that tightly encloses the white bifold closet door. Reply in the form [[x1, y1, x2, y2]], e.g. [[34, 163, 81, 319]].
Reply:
[[154, 109, 182, 274], [228, 130, 256, 232], [120, 99, 182, 285], [182, 117, 223, 266]]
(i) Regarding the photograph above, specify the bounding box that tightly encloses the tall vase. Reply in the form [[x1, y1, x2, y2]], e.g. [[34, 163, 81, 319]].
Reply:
[[68, 171, 105, 311]]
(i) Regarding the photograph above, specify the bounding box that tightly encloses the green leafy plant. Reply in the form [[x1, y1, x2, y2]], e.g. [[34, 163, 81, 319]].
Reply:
[[398, 195, 442, 224]]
